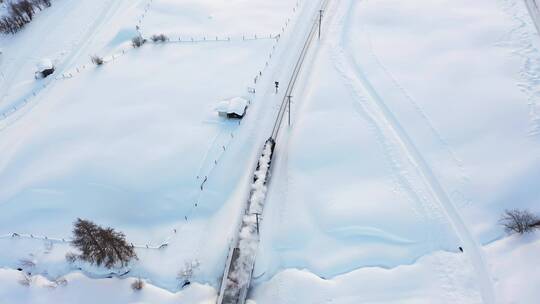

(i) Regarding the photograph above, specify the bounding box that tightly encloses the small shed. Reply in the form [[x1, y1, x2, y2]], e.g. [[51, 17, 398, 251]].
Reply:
[[215, 97, 248, 119], [35, 58, 55, 79]]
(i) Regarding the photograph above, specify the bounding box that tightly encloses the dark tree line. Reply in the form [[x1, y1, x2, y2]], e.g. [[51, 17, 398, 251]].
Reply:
[[71, 218, 137, 269], [0, 0, 52, 34]]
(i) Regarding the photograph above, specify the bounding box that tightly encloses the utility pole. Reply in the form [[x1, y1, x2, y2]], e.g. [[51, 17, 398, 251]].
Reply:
[[287, 95, 293, 126], [318, 9, 324, 39]]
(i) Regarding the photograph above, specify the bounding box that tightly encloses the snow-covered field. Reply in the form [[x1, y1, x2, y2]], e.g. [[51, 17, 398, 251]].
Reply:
[[1, 0, 539, 303], [252, 0, 540, 303], [0, 0, 316, 302]]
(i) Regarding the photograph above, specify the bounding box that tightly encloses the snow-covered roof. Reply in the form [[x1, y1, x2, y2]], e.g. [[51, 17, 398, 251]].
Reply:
[[215, 97, 248, 115], [37, 58, 54, 71]]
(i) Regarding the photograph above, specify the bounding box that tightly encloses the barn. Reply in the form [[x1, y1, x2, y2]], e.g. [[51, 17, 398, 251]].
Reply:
[[35, 58, 55, 79], [215, 97, 249, 119]]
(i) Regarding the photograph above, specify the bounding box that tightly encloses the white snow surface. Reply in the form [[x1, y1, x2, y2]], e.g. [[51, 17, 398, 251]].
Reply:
[[36, 59, 53, 72], [0, 268, 216, 304], [252, 0, 540, 303], [0, 0, 319, 301], [0, 0, 539, 303]]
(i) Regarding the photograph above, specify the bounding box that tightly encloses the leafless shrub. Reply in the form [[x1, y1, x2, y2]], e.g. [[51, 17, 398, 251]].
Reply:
[[54, 277, 68, 287], [18, 273, 31, 286], [91, 55, 104, 66], [177, 260, 200, 288], [19, 258, 36, 269], [499, 209, 540, 235], [150, 33, 168, 43], [131, 278, 144, 291], [65, 252, 78, 264], [132, 35, 146, 48]]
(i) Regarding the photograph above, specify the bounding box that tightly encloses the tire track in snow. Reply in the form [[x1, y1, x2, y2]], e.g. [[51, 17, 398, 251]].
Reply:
[[327, 0, 456, 298], [331, 0, 495, 303], [360, 29, 469, 181]]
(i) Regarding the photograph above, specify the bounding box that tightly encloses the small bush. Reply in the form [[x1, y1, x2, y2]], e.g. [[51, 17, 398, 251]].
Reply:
[[18, 274, 31, 286], [131, 278, 144, 291], [54, 277, 68, 287], [132, 35, 146, 48], [91, 55, 104, 66], [44, 276, 67, 290], [499, 209, 540, 235], [19, 258, 36, 269], [65, 252, 78, 264], [150, 33, 168, 43]]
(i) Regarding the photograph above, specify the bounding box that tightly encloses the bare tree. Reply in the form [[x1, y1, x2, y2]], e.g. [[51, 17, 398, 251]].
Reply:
[[71, 218, 137, 269], [499, 209, 540, 235]]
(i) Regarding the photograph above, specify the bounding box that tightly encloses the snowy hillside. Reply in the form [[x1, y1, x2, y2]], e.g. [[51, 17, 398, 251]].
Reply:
[[0, 0, 539, 303]]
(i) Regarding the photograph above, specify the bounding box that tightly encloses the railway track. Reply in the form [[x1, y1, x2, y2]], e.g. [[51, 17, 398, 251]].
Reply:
[[271, 0, 330, 140], [524, 0, 540, 34], [216, 1, 330, 303]]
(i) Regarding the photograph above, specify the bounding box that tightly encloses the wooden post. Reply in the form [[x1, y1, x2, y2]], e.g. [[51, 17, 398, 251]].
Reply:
[[255, 213, 261, 234], [319, 10, 324, 39]]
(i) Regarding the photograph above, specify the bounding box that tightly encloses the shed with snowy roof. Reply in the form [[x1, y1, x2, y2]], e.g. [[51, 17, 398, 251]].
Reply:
[[215, 97, 248, 119], [35, 58, 55, 79]]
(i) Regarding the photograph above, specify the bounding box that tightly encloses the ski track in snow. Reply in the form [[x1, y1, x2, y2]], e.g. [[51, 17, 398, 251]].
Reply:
[[330, 0, 494, 302], [500, 0, 540, 137], [360, 28, 469, 181]]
